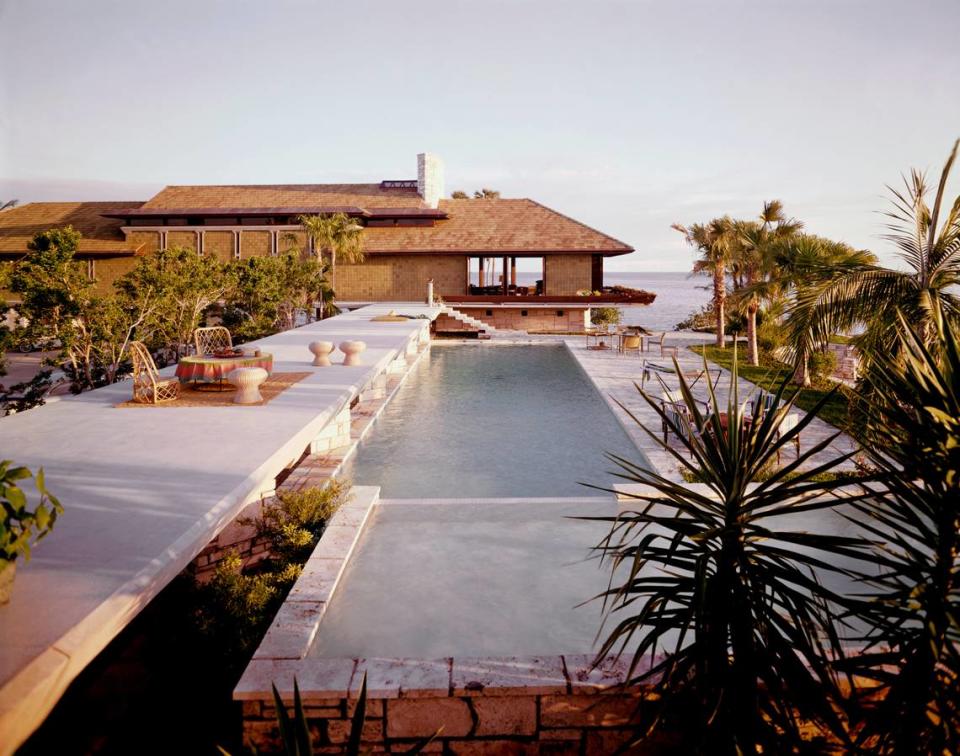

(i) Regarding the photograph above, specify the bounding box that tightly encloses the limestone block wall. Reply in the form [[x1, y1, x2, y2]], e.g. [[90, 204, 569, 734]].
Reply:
[[127, 230, 160, 253], [241, 675, 643, 755], [167, 230, 199, 251], [336, 255, 466, 301], [93, 257, 137, 289], [242, 230, 272, 258], [545, 255, 593, 295], [205, 231, 236, 262]]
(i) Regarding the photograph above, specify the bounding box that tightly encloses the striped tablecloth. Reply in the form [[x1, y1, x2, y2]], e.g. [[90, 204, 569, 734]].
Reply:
[[175, 353, 274, 383]]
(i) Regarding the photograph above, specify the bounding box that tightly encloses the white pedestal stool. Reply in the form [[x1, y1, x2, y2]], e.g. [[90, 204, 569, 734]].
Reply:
[[339, 341, 367, 366], [309, 340, 334, 367], [228, 367, 269, 404]]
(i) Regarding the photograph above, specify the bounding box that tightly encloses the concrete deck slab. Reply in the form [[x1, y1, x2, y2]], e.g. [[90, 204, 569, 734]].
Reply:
[[0, 304, 438, 754]]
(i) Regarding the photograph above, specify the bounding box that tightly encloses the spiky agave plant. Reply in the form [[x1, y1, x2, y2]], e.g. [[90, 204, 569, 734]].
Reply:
[[840, 310, 960, 755], [587, 351, 873, 754]]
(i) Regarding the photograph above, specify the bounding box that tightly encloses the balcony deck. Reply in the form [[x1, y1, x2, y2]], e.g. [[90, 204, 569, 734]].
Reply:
[[0, 303, 439, 755]]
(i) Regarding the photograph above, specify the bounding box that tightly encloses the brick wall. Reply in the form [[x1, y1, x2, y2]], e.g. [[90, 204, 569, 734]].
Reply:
[[167, 230, 199, 251], [127, 230, 160, 253], [205, 231, 236, 262], [242, 231, 272, 258], [337, 255, 466, 301], [545, 255, 593, 295], [93, 257, 137, 289]]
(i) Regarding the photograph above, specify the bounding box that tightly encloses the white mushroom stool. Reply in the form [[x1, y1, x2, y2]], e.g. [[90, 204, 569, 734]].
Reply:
[[228, 367, 268, 404], [308, 340, 334, 367], [339, 340, 366, 366]]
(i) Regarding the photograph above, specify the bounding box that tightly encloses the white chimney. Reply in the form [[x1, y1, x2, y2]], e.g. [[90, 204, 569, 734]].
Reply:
[[417, 152, 444, 208]]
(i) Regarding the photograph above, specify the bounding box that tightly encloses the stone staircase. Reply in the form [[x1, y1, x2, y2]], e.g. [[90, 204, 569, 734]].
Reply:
[[439, 305, 496, 333]]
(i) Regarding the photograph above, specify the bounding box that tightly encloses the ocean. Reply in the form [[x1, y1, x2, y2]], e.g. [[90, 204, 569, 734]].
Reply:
[[512, 270, 711, 332]]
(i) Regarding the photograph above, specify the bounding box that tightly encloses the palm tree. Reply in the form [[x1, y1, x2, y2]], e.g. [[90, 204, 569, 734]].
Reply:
[[588, 354, 871, 753], [732, 201, 803, 366], [789, 139, 960, 375], [748, 234, 877, 385], [296, 213, 364, 314], [673, 216, 735, 348]]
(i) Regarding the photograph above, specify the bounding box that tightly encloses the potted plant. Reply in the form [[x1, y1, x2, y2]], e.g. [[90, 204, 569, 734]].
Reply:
[[1, 460, 62, 604]]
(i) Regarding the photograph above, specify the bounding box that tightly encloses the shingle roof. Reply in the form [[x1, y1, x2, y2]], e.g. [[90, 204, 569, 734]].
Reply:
[[0, 202, 142, 256], [363, 198, 633, 255], [0, 191, 633, 258], [141, 184, 426, 210]]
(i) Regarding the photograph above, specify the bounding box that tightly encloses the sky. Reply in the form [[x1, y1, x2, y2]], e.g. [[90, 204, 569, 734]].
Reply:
[[1, 0, 958, 272]]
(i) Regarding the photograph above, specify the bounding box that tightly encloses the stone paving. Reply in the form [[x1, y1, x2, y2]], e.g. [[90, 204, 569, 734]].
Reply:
[[563, 331, 861, 483]]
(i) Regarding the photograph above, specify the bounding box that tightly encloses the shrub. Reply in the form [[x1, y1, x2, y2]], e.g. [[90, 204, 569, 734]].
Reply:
[[591, 306, 621, 327], [248, 481, 345, 563], [756, 317, 786, 353], [193, 482, 347, 669], [809, 349, 838, 381]]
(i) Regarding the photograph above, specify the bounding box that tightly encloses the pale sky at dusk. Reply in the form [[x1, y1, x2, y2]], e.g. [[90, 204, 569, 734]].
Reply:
[[1, 0, 958, 271]]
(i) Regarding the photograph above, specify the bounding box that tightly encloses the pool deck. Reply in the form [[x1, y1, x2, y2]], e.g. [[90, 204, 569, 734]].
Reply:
[[561, 332, 861, 483], [0, 303, 439, 755]]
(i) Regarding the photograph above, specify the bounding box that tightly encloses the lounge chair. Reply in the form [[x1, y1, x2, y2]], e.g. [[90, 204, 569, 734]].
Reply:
[[194, 326, 233, 356], [129, 341, 180, 404], [660, 389, 712, 447], [641, 360, 721, 389]]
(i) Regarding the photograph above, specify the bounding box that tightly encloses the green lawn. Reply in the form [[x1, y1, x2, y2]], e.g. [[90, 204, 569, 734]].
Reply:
[[691, 345, 854, 433]]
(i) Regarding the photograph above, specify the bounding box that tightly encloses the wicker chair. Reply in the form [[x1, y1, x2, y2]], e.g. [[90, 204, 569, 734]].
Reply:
[[194, 326, 233, 356], [129, 341, 180, 404]]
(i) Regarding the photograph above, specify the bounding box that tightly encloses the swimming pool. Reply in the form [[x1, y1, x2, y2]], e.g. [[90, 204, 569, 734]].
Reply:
[[309, 497, 618, 658], [342, 343, 648, 497]]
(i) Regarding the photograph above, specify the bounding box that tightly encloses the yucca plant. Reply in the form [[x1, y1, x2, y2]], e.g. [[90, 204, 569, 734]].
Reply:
[[587, 351, 874, 753], [840, 310, 960, 755]]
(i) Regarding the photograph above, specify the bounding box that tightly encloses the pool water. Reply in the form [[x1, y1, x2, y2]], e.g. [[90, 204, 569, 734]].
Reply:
[[309, 498, 619, 658], [342, 344, 648, 497]]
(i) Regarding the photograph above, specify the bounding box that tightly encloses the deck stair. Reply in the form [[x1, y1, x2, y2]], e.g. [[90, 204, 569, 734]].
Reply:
[[439, 305, 496, 333]]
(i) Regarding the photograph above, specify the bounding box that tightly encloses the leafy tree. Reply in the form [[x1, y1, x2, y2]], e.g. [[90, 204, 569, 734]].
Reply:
[[11, 226, 90, 348], [10, 226, 155, 393], [222, 254, 329, 342], [294, 213, 363, 313], [589, 354, 871, 753], [115, 247, 231, 358], [842, 309, 960, 754], [789, 139, 960, 379], [673, 216, 735, 348], [11, 226, 150, 393], [451, 189, 501, 199]]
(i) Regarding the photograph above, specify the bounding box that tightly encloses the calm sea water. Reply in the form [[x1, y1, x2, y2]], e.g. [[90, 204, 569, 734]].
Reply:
[[513, 270, 711, 331]]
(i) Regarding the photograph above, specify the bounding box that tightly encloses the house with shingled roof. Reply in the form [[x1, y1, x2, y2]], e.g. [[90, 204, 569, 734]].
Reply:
[[0, 154, 647, 333]]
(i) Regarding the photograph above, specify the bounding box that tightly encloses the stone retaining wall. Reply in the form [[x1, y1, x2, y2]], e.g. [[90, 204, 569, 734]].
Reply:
[[238, 654, 644, 755]]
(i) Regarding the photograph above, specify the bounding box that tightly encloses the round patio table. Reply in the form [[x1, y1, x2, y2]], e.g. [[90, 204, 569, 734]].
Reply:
[[175, 353, 274, 387]]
